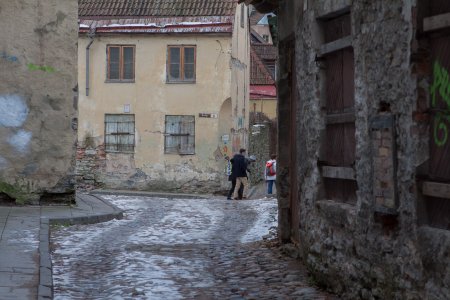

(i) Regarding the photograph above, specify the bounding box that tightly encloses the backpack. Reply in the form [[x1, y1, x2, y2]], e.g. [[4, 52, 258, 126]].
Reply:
[[266, 161, 276, 176]]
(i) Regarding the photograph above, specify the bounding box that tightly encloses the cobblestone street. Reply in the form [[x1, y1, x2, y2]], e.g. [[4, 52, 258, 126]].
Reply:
[[51, 195, 337, 299]]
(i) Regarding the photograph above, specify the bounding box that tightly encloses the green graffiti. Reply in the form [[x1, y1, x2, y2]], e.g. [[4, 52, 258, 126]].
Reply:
[[27, 63, 55, 73], [433, 113, 449, 146], [430, 60, 450, 146]]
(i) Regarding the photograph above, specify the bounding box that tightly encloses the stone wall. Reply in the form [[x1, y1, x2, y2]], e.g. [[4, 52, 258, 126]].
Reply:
[[0, 1, 78, 204], [248, 122, 271, 185], [275, 0, 450, 298]]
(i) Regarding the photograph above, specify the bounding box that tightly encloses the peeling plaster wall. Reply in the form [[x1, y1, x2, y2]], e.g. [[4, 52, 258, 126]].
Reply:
[[77, 33, 238, 193], [0, 1, 78, 203], [230, 4, 251, 153], [276, 0, 450, 298], [77, 7, 250, 194]]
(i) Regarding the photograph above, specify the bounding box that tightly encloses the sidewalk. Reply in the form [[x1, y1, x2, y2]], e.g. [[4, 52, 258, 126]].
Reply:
[[0, 193, 123, 300]]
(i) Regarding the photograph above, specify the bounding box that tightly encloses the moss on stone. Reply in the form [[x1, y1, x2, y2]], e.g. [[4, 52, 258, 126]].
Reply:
[[0, 181, 30, 204]]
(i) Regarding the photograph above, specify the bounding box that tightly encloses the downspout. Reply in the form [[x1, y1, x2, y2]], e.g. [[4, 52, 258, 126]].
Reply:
[[86, 27, 96, 96]]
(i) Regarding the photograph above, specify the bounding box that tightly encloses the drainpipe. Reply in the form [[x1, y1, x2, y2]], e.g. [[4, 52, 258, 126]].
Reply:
[[86, 27, 96, 96]]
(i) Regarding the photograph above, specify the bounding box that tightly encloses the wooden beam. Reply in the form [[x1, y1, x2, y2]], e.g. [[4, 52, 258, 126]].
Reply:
[[326, 111, 355, 124], [422, 181, 450, 199], [318, 36, 352, 57], [321, 166, 355, 180], [424, 13, 450, 33]]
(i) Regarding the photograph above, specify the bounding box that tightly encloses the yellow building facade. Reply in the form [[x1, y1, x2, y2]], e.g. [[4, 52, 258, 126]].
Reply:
[[76, 1, 249, 193]]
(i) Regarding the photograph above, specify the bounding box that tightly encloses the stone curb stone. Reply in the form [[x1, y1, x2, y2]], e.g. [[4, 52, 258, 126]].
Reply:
[[37, 197, 124, 299], [90, 189, 210, 200]]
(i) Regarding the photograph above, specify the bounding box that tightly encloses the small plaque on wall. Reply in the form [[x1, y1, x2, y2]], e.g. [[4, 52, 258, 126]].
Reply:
[[124, 104, 130, 113], [199, 113, 218, 118]]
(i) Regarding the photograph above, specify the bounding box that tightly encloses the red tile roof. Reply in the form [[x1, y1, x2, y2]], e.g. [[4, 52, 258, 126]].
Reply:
[[79, 0, 238, 18], [252, 43, 277, 60], [250, 47, 275, 85]]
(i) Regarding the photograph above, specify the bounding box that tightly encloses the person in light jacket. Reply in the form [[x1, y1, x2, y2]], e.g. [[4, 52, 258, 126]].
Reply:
[[264, 154, 277, 196]]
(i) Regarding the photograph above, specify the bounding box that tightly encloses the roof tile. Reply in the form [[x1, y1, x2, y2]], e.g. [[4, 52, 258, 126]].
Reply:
[[79, 0, 238, 17]]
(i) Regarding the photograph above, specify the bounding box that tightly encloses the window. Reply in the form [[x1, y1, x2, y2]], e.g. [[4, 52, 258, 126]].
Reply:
[[167, 46, 196, 83], [104, 114, 135, 152], [107, 45, 135, 81], [164, 115, 195, 154]]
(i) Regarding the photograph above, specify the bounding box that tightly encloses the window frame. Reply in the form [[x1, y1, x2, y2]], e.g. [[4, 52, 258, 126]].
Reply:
[[106, 45, 136, 82], [166, 45, 197, 83], [164, 115, 196, 155], [104, 114, 135, 153]]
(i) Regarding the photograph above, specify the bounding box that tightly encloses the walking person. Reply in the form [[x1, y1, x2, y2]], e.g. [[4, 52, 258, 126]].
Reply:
[[232, 148, 249, 200], [265, 154, 277, 197], [226, 156, 237, 200]]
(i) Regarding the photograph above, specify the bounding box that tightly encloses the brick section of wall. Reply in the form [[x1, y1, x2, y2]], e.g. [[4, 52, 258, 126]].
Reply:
[[76, 146, 106, 191], [371, 114, 397, 212]]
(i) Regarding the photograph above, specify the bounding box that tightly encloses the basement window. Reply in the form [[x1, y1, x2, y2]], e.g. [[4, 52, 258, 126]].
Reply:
[[164, 115, 195, 155], [104, 114, 135, 153]]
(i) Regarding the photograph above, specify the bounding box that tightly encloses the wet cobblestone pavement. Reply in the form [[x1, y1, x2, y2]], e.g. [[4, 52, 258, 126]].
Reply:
[[51, 195, 337, 299]]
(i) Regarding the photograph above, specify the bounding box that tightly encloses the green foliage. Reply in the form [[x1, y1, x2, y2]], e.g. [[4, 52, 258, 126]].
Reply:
[[0, 182, 28, 204]]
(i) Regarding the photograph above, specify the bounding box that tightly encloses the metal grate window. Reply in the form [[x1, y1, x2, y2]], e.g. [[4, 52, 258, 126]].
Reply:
[[104, 114, 135, 153], [164, 115, 195, 155]]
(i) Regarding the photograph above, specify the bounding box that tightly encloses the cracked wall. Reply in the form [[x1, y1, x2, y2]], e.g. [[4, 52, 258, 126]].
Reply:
[[0, 0, 78, 204]]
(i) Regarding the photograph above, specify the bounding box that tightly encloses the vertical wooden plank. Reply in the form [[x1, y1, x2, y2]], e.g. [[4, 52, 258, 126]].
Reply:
[[326, 51, 343, 113], [430, 0, 450, 16], [429, 35, 450, 181]]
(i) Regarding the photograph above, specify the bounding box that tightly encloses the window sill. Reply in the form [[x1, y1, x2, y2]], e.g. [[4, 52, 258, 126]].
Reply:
[[105, 150, 135, 154], [165, 80, 196, 84], [164, 152, 195, 155], [105, 80, 135, 83]]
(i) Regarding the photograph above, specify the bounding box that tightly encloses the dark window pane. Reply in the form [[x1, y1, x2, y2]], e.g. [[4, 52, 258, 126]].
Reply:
[[184, 47, 195, 63], [170, 48, 180, 63], [184, 63, 195, 80], [170, 63, 180, 80], [109, 47, 120, 80], [169, 48, 181, 80], [123, 47, 134, 80]]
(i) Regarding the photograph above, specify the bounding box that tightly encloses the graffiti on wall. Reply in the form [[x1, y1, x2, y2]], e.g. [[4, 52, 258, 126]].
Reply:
[[7, 130, 32, 153], [0, 94, 32, 154], [27, 63, 55, 73], [0, 52, 19, 63], [0, 94, 29, 127], [430, 60, 450, 146], [0, 156, 8, 169]]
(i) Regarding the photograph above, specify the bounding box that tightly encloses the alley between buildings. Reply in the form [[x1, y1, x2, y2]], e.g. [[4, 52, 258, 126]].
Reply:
[[51, 195, 336, 299]]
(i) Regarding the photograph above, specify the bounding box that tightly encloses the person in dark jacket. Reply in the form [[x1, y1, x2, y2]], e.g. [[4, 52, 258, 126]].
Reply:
[[227, 157, 240, 200], [232, 148, 249, 199]]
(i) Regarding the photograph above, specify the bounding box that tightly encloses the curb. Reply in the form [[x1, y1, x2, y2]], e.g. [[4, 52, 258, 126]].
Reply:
[[90, 189, 211, 200], [37, 198, 123, 299]]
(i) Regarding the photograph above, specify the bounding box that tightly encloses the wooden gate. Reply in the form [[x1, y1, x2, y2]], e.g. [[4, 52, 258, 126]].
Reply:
[[421, 0, 450, 229], [320, 13, 357, 204]]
